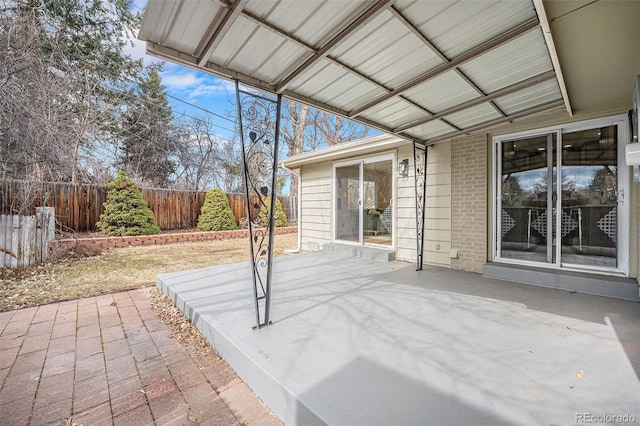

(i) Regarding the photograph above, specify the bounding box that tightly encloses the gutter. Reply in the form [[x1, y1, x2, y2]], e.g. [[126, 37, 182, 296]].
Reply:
[[280, 163, 302, 253], [533, 0, 573, 116]]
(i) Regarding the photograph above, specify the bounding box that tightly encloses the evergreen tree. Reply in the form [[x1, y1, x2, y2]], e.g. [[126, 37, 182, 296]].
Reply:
[[257, 197, 289, 228], [97, 171, 161, 236], [197, 189, 237, 231], [121, 66, 178, 187]]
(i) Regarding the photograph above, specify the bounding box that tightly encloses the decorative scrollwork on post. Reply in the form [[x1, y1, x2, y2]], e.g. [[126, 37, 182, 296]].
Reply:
[[413, 142, 427, 271], [235, 81, 282, 329]]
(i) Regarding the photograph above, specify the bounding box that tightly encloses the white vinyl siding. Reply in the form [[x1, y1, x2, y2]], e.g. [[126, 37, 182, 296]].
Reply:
[[395, 142, 452, 267], [396, 144, 417, 262], [296, 138, 452, 268], [300, 162, 332, 251]]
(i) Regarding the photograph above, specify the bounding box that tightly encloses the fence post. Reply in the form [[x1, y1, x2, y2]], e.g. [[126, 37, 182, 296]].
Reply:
[[35, 209, 52, 263]]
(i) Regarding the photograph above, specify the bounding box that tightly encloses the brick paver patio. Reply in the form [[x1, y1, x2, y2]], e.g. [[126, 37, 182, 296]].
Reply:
[[0, 289, 282, 425]]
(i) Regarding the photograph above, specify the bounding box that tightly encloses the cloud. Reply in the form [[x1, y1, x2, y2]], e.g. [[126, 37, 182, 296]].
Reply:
[[161, 66, 235, 103], [162, 71, 206, 90], [189, 80, 236, 98]]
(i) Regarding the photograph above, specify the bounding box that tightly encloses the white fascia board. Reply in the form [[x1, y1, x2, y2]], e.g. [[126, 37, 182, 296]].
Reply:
[[533, 0, 573, 116]]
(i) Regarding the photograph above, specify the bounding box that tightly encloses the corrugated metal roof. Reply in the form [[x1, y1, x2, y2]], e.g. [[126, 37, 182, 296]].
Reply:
[[139, 0, 570, 145], [403, 71, 479, 113], [459, 31, 553, 93], [495, 79, 562, 115]]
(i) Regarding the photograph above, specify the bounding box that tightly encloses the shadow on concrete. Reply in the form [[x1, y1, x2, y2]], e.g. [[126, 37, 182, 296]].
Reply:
[[297, 357, 512, 425], [157, 252, 640, 424]]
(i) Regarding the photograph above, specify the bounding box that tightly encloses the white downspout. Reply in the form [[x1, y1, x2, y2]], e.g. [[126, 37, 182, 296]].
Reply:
[[280, 163, 302, 253]]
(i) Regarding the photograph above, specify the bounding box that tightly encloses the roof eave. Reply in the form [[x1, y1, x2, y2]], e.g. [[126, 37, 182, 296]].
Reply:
[[280, 134, 410, 169]]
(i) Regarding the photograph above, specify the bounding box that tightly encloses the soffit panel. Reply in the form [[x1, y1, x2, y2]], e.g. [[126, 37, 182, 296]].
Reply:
[[544, 0, 640, 113]]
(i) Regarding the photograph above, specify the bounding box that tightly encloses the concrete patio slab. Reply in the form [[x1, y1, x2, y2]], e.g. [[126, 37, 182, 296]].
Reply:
[[157, 252, 640, 426]]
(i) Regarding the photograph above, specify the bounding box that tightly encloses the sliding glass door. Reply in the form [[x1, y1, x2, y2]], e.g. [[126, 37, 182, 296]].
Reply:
[[335, 156, 394, 247], [560, 126, 618, 267], [497, 121, 624, 272], [335, 164, 360, 242], [500, 132, 558, 264]]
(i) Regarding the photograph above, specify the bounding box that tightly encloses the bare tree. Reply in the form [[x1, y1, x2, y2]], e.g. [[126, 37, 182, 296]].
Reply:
[[0, 7, 69, 181], [280, 102, 369, 194], [173, 116, 227, 191], [0, 0, 143, 184]]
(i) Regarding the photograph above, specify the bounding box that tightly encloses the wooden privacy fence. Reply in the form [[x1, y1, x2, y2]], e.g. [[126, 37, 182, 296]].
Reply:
[[0, 212, 52, 268], [0, 180, 298, 232]]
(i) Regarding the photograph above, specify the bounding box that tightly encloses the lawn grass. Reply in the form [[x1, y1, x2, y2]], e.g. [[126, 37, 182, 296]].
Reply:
[[0, 234, 298, 312]]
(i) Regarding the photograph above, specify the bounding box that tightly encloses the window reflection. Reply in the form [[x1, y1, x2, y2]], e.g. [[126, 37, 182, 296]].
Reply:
[[499, 125, 617, 268]]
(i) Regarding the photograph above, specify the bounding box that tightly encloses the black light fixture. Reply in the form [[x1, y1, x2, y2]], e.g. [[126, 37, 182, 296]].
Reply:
[[399, 159, 409, 177]]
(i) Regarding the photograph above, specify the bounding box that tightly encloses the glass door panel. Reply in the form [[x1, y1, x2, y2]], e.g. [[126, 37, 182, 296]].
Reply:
[[560, 125, 617, 267], [363, 160, 393, 246], [500, 134, 557, 263], [335, 164, 361, 242]]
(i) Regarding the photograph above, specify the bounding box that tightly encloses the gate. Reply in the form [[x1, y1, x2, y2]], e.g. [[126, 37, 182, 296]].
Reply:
[[0, 212, 52, 268]]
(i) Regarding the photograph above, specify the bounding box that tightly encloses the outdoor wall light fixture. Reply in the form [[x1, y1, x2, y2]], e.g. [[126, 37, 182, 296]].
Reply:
[[399, 159, 409, 177]]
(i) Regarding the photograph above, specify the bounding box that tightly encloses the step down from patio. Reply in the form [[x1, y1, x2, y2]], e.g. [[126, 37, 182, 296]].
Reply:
[[483, 262, 639, 301], [322, 243, 395, 262]]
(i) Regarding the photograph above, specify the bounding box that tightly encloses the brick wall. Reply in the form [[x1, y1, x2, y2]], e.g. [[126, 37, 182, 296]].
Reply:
[[49, 226, 298, 258], [450, 135, 488, 273]]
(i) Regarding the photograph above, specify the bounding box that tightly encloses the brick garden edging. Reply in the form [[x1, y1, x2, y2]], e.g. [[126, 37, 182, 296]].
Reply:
[[49, 226, 297, 257]]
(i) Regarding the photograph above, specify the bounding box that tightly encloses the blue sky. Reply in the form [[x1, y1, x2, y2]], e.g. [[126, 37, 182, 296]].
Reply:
[[160, 63, 238, 137], [126, 0, 238, 140]]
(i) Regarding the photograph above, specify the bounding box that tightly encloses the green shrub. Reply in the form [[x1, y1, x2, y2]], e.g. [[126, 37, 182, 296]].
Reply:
[[197, 188, 237, 231], [256, 196, 289, 228], [97, 171, 161, 236]]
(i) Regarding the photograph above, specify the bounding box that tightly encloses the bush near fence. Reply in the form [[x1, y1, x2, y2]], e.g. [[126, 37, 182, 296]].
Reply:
[[0, 179, 298, 233]]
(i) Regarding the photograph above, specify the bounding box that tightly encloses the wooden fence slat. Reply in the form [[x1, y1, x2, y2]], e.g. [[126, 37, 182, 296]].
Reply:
[[0, 213, 51, 268], [0, 180, 298, 232], [11, 215, 19, 268], [0, 215, 8, 267]]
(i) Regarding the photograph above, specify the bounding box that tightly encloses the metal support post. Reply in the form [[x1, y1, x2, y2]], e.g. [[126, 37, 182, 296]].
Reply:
[[235, 80, 282, 329], [413, 142, 427, 271]]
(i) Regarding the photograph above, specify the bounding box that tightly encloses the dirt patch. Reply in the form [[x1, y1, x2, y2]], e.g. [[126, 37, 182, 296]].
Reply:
[[147, 287, 213, 357]]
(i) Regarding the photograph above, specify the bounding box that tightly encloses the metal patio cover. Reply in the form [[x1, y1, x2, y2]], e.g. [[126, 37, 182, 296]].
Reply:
[[139, 0, 569, 145]]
